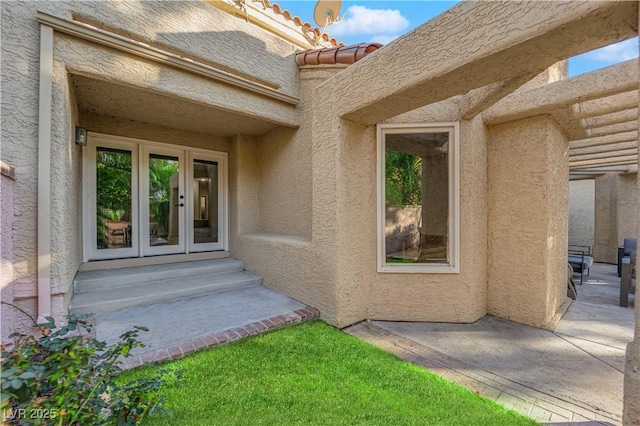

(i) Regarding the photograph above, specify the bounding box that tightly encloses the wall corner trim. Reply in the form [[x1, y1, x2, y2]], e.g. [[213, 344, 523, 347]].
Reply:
[[37, 23, 54, 323]]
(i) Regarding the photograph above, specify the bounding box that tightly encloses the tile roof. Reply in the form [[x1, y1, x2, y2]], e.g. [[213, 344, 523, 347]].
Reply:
[[265, 0, 341, 47], [295, 43, 383, 67]]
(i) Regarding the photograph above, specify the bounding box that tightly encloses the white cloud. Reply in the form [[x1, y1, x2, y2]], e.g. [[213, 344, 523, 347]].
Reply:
[[369, 34, 400, 45], [329, 5, 410, 37], [585, 38, 638, 62]]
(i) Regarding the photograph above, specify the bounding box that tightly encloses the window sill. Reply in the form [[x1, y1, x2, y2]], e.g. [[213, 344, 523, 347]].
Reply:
[[378, 263, 460, 274]]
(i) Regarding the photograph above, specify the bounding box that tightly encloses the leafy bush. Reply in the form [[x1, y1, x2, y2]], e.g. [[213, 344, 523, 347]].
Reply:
[[1, 303, 178, 425]]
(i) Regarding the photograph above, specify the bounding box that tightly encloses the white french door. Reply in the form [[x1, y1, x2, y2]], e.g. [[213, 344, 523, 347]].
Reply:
[[187, 152, 226, 252], [84, 133, 227, 261]]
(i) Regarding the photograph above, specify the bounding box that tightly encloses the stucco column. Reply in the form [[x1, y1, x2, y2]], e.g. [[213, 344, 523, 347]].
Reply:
[[621, 25, 640, 425], [1, 162, 16, 342], [593, 173, 619, 263], [487, 115, 569, 329]]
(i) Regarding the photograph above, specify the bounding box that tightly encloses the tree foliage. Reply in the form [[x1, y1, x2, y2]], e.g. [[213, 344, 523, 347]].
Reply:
[[385, 150, 422, 206], [1, 303, 179, 425]]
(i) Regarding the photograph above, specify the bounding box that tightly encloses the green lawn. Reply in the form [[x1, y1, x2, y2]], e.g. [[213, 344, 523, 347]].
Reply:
[[121, 321, 537, 425]]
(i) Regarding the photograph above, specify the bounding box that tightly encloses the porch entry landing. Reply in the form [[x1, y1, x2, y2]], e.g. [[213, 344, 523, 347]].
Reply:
[[69, 258, 319, 368]]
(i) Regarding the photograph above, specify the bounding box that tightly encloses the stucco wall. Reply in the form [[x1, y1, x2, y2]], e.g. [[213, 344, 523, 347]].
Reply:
[[257, 126, 312, 238], [50, 63, 82, 316], [594, 173, 619, 263], [229, 67, 346, 324], [617, 172, 639, 245], [593, 172, 638, 264], [356, 110, 488, 325], [621, 17, 638, 423], [1, 0, 300, 331], [487, 116, 569, 329], [1, 164, 16, 342], [80, 114, 231, 153], [569, 179, 595, 248]]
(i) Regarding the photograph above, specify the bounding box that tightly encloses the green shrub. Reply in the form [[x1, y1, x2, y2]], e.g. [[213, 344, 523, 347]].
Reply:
[[1, 303, 178, 425]]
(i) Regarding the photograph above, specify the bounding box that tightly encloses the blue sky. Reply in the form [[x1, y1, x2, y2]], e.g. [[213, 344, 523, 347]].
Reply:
[[276, 0, 638, 77]]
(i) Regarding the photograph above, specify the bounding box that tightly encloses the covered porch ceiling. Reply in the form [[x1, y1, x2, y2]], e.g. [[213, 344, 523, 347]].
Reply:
[[483, 59, 638, 177], [71, 74, 285, 137]]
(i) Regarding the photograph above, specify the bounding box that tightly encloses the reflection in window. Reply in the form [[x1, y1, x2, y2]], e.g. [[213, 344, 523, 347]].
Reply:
[[383, 130, 451, 266], [193, 159, 218, 244], [96, 147, 133, 249], [148, 154, 180, 246]]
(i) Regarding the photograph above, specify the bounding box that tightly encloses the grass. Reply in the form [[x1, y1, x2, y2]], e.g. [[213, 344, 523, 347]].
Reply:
[[121, 321, 537, 425]]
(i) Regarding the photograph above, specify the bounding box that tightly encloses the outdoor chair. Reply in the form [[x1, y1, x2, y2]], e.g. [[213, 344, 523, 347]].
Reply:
[[618, 238, 637, 277], [568, 245, 593, 285], [620, 249, 636, 308]]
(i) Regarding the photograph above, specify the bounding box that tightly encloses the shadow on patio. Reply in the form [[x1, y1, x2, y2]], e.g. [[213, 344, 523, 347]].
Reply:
[[345, 262, 634, 425]]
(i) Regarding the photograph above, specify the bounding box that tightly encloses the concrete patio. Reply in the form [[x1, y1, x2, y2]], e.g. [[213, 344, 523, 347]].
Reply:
[[345, 262, 634, 425]]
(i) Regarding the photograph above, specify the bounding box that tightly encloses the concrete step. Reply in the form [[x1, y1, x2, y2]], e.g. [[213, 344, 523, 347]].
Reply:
[[74, 258, 244, 293], [70, 270, 261, 316]]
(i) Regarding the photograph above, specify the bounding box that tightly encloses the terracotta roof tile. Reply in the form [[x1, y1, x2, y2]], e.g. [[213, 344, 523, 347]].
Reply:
[[295, 43, 382, 67], [257, 0, 341, 47]]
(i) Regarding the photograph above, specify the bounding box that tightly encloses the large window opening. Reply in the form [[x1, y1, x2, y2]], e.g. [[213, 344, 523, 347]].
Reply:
[[377, 123, 459, 273]]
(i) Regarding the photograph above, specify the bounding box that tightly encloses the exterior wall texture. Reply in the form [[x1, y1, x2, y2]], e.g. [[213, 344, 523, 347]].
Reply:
[[1, 0, 300, 329], [622, 21, 639, 424], [569, 179, 595, 248], [359, 104, 489, 325], [487, 116, 570, 329], [229, 66, 345, 324], [617, 172, 639, 246], [1, 165, 17, 341], [593, 172, 639, 263]]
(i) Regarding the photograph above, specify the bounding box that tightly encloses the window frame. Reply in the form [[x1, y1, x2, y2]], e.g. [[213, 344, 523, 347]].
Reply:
[[376, 122, 460, 274]]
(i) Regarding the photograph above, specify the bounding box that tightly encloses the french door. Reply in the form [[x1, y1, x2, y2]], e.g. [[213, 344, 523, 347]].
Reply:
[[84, 133, 227, 261]]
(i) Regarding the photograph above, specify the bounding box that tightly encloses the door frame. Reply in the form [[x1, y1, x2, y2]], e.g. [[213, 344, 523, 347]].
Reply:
[[83, 132, 229, 262]]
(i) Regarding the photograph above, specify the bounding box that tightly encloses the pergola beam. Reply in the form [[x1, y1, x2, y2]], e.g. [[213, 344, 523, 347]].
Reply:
[[570, 149, 638, 161], [587, 120, 637, 138], [575, 90, 638, 118], [460, 73, 538, 120], [570, 155, 638, 168], [570, 131, 637, 149], [328, 1, 638, 125], [484, 59, 638, 125], [581, 108, 637, 128], [570, 165, 638, 173], [570, 141, 639, 156]]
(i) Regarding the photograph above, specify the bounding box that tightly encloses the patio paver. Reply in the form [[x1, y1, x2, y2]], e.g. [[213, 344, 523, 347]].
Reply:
[[344, 321, 620, 425]]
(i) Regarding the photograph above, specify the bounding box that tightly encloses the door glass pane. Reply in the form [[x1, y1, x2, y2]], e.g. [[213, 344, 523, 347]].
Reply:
[[96, 147, 133, 250], [149, 154, 180, 247], [193, 159, 218, 244]]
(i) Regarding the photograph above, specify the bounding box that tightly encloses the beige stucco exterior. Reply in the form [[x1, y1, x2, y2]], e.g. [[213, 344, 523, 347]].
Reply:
[[1, 1, 639, 421], [594, 172, 640, 263], [569, 179, 596, 248], [487, 116, 570, 329]]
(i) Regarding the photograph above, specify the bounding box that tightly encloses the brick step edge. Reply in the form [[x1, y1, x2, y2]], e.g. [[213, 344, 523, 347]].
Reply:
[[120, 307, 320, 370]]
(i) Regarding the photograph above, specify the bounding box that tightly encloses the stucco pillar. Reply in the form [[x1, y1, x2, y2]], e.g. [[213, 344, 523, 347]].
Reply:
[[621, 25, 640, 425], [593, 173, 619, 263], [487, 115, 569, 329], [1, 162, 16, 342]]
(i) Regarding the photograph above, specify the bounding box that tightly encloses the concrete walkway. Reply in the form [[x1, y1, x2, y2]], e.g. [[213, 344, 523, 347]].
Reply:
[[345, 263, 634, 425], [93, 285, 319, 369]]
